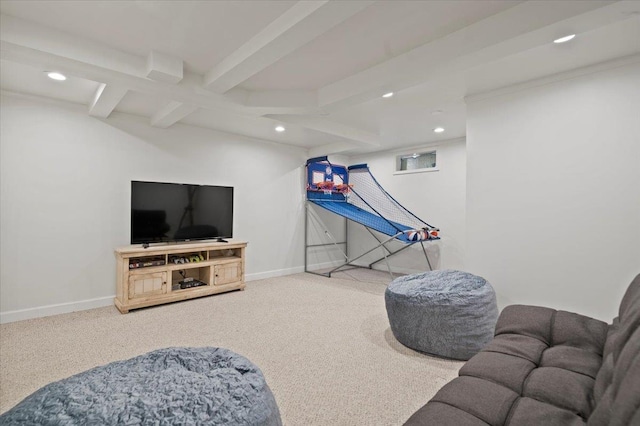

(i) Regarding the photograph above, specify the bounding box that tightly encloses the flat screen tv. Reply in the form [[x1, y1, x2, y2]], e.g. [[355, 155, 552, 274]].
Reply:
[[131, 181, 233, 244]]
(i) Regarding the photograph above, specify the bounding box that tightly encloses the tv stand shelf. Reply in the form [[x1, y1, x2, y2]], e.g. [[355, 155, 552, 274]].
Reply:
[[114, 240, 247, 313]]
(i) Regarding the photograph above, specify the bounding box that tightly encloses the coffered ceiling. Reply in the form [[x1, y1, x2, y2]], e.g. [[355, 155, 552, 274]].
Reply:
[[1, 1, 639, 155]]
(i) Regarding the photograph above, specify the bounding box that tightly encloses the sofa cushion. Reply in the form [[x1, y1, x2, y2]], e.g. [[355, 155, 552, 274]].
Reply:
[[482, 334, 548, 364], [523, 367, 595, 419], [507, 397, 585, 426], [404, 401, 488, 426], [459, 351, 535, 394], [424, 376, 519, 426], [551, 310, 609, 353], [494, 305, 555, 345], [540, 346, 602, 379]]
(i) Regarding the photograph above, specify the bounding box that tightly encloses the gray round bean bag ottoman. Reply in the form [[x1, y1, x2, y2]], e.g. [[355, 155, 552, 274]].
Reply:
[[0, 347, 282, 426], [385, 270, 498, 360]]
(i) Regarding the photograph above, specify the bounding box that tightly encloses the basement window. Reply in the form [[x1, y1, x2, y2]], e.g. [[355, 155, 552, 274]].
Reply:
[[394, 150, 438, 175]]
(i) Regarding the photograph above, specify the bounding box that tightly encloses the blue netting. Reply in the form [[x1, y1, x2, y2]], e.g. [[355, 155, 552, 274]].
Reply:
[[347, 166, 435, 231]]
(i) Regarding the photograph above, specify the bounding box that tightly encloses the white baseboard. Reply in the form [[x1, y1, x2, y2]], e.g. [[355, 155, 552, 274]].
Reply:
[[1, 262, 351, 324], [299, 260, 346, 274], [245, 260, 344, 281], [245, 266, 305, 281], [0, 296, 115, 324], [370, 264, 426, 275]]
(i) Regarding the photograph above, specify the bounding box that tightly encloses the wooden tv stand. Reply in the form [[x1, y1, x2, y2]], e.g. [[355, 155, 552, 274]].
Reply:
[[114, 240, 247, 313]]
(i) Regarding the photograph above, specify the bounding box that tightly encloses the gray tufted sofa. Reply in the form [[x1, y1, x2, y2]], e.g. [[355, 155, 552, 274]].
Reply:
[[405, 274, 640, 426]]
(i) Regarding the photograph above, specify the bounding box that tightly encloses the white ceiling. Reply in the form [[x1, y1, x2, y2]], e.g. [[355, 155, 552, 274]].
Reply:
[[1, 1, 639, 156], [241, 1, 518, 90], [0, 0, 296, 74]]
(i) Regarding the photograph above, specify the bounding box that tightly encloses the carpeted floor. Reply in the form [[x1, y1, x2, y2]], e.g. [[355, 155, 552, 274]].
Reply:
[[0, 270, 462, 425]]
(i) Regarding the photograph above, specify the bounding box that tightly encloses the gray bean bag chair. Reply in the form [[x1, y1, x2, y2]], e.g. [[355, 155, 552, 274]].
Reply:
[[385, 270, 499, 360], [0, 347, 282, 425]]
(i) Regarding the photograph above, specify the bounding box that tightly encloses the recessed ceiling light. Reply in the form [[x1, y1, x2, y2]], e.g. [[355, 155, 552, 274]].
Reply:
[[275, 125, 285, 132], [46, 72, 67, 81], [411, 153, 419, 158], [553, 34, 575, 44], [382, 92, 394, 98], [433, 127, 445, 133]]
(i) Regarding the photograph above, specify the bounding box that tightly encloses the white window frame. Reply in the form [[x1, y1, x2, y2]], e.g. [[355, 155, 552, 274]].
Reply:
[[393, 149, 439, 175]]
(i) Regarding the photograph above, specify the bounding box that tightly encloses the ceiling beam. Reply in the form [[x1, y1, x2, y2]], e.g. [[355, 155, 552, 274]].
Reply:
[[151, 101, 199, 128], [146, 51, 183, 84], [0, 14, 144, 77], [317, 1, 627, 110], [242, 89, 321, 115], [0, 15, 325, 125], [0, 15, 246, 111], [308, 142, 359, 158], [267, 115, 380, 148], [1, 12, 381, 141], [0, 39, 247, 113], [88, 83, 128, 118], [203, 0, 374, 93], [246, 89, 316, 107], [0, 38, 376, 142]]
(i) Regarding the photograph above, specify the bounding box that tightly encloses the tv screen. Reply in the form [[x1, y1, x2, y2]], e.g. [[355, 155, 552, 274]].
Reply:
[[131, 181, 233, 244]]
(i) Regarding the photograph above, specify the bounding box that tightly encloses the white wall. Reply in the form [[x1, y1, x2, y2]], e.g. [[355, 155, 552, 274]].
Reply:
[[347, 139, 467, 273], [466, 61, 640, 321], [0, 93, 308, 321]]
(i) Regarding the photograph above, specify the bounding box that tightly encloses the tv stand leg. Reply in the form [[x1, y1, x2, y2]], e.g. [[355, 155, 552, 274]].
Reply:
[[114, 299, 129, 314]]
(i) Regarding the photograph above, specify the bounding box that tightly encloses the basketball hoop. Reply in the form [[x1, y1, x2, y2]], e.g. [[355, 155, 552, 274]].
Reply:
[[316, 181, 335, 191], [334, 183, 353, 194]]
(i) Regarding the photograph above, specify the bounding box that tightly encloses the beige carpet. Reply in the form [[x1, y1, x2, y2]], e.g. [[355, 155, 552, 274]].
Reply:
[[0, 270, 462, 425]]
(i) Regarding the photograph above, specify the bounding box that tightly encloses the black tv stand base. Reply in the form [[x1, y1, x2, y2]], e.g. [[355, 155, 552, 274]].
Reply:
[[215, 238, 228, 243]]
